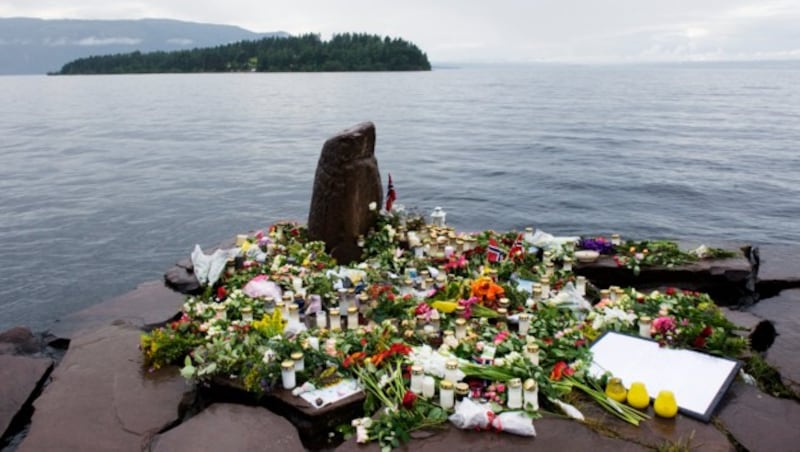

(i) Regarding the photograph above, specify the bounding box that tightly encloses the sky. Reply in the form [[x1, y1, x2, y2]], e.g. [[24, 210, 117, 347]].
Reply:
[[2, 0, 800, 63]]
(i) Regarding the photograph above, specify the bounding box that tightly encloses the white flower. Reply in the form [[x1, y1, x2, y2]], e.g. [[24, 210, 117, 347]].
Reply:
[[368, 201, 377, 211], [262, 349, 276, 364]]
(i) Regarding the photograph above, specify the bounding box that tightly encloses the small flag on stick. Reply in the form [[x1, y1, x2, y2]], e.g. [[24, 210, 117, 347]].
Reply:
[[385, 173, 397, 212], [508, 233, 525, 261], [487, 238, 506, 263]]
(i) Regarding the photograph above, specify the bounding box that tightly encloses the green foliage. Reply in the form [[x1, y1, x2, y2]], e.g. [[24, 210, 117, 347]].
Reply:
[[56, 33, 431, 74]]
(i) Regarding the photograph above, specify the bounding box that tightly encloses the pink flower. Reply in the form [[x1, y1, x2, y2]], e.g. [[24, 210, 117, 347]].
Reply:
[[653, 316, 676, 333], [496, 384, 506, 393], [493, 330, 509, 344]]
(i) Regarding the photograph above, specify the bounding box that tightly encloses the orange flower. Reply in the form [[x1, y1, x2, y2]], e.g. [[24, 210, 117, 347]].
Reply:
[[471, 276, 505, 307], [343, 351, 366, 368]]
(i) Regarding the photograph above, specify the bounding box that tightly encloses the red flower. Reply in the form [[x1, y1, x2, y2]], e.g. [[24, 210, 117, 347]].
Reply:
[[216, 286, 227, 300], [700, 326, 713, 337], [388, 342, 412, 356], [574, 339, 586, 348], [665, 287, 677, 296], [549, 361, 575, 381], [543, 337, 553, 345], [693, 336, 707, 348], [402, 390, 418, 409]]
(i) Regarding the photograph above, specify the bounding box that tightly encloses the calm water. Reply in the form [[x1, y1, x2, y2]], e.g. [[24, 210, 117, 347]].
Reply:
[[2, 63, 799, 332]]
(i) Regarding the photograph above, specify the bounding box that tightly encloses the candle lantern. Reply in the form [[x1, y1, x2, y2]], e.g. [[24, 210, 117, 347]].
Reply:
[[329, 308, 341, 331], [638, 316, 652, 338], [454, 318, 467, 339], [410, 365, 424, 393], [347, 306, 359, 330], [288, 303, 300, 324], [539, 278, 550, 299], [523, 378, 539, 411], [518, 312, 530, 336], [316, 310, 327, 329], [611, 233, 621, 246], [563, 257, 573, 272], [576, 276, 587, 296], [507, 378, 523, 409], [241, 306, 253, 323], [430, 206, 447, 227], [525, 343, 540, 366], [213, 303, 226, 320], [455, 382, 470, 402], [281, 360, 296, 389], [291, 351, 304, 371], [439, 380, 455, 410], [444, 359, 460, 383], [422, 376, 436, 398]]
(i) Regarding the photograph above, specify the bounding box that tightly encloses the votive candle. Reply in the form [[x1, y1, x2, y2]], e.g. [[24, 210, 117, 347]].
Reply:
[[281, 360, 296, 390], [410, 365, 424, 393], [518, 312, 530, 336], [347, 306, 359, 330], [439, 380, 455, 410], [291, 352, 304, 371], [329, 308, 341, 331], [316, 310, 327, 329], [523, 378, 539, 411], [507, 378, 523, 409], [422, 376, 436, 398]]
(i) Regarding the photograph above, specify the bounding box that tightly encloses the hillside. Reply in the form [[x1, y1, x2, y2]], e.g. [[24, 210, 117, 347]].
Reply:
[[0, 18, 287, 75], [55, 33, 431, 74]]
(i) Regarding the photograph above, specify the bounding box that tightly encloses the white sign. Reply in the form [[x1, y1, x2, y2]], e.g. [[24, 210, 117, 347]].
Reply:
[[589, 331, 740, 421]]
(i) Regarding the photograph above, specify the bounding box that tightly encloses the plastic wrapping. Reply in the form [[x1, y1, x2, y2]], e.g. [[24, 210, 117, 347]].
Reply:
[[449, 398, 492, 430], [190, 245, 238, 287], [491, 411, 536, 437]]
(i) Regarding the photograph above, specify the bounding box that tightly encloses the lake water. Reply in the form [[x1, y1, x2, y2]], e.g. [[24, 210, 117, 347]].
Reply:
[[1, 62, 799, 332]]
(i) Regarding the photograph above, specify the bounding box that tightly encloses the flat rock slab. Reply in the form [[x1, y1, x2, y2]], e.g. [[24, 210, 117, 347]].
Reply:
[[48, 280, 185, 339], [18, 323, 191, 452], [716, 382, 800, 452], [0, 355, 52, 437], [575, 255, 754, 306], [756, 244, 800, 292], [336, 418, 644, 451], [748, 289, 800, 392], [150, 403, 303, 452], [0, 326, 44, 356]]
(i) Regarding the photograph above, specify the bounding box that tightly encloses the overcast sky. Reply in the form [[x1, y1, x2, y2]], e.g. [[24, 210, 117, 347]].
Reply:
[[2, 0, 800, 63]]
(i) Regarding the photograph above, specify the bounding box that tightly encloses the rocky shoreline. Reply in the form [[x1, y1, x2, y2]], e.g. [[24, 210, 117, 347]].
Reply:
[[2, 243, 799, 452]]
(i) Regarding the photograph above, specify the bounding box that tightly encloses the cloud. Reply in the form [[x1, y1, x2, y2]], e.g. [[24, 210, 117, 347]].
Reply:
[[166, 38, 193, 45], [76, 36, 142, 46]]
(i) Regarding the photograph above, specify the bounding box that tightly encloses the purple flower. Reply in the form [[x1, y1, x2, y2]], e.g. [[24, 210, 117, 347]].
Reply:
[[578, 237, 615, 255]]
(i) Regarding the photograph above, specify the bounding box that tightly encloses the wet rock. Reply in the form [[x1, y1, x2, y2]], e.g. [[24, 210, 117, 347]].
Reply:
[[755, 244, 800, 297], [48, 280, 186, 339], [0, 355, 52, 437], [308, 122, 382, 264], [18, 323, 191, 452], [150, 403, 303, 452], [578, 398, 733, 451], [164, 264, 202, 295], [748, 289, 800, 392], [0, 326, 41, 355], [575, 254, 755, 306], [716, 381, 800, 452], [336, 418, 645, 451]]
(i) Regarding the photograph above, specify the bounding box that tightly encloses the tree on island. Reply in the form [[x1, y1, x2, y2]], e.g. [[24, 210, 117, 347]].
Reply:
[[54, 33, 431, 74]]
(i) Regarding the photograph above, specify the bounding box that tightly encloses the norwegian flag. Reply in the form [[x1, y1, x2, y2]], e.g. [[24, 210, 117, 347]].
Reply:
[[487, 238, 506, 263], [507, 233, 525, 261], [385, 173, 397, 212]]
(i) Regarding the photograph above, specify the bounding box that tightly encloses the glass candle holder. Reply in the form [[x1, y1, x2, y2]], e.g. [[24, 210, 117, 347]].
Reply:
[[638, 316, 652, 338], [329, 308, 341, 331], [347, 306, 359, 330], [543, 250, 553, 265], [444, 359, 460, 383], [410, 365, 424, 393], [455, 305, 467, 318], [563, 257, 573, 272], [518, 313, 530, 336], [422, 376, 436, 398], [454, 318, 467, 339], [316, 310, 327, 329], [430, 206, 447, 227], [241, 306, 253, 323], [539, 279, 550, 298], [523, 378, 539, 411], [291, 351, 304, 371], [525, 343, 540, 366], [507, 378, 523, 409], [264, 296, 275, 313], [532, 286, 542, 303], [611, 233, 621, 246], [498, 297, 510, 310], [281, 360, 296, 390], [545, 262, 555, 278], [439, 380, 455, 410]]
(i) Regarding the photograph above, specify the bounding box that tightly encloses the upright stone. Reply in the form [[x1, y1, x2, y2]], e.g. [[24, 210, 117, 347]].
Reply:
[[308, 122, 382, 264]]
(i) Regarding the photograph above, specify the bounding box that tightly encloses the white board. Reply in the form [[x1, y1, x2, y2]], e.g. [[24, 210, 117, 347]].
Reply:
[[589, 331, 740, 421]]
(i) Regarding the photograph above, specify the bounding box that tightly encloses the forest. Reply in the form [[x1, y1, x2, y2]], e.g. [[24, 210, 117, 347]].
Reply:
[[54, 33, 432, 74]]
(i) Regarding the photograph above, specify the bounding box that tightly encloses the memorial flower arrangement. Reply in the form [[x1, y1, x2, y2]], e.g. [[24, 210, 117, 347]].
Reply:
[[141, 207, 753, 450]]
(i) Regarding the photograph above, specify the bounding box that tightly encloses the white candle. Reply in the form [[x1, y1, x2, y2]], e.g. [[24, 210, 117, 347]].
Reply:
[[241, 306, 253, 323], [563, 257, 573, 272], [639, 316, 652, 338], [291, 352, 304, 371], [444, 359, 460, 383], [316, 310, 327, 329], [507, 378, 522, 409], [329, 308, 341, 331], [338, 288, 349, 312], [422, 376, 436, 398], [439, 380, 455, 409], [539, 279, 550, 298], [523, 379, 539, 411], [410, 365, 424, 393], [288, 304, 300, 324], [518, 313, 530, 336], [308, 336, 320, 350], [526, 343, 540, 366], [281, 360, 296, 389], [347, 306, 358, 330], [454, 318, 467, 339], [576, 276, 586, 296], [213, 303, 226, 320]]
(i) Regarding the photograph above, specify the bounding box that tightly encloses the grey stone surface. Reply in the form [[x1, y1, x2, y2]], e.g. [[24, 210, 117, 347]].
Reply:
[[0, 355, 52, 437], [151, 403, 303, 452], [716, 381, 800, 452], [164, 264, 202, 295], [47, 280, 185, 339], [748, 289, 800, 392], [756, 244, 800, 286], [18, 323, 190, 452], [336, 418, 645, 451], [308, 122, 382, 264]]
